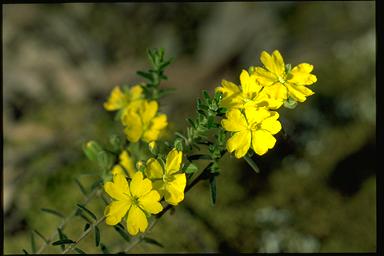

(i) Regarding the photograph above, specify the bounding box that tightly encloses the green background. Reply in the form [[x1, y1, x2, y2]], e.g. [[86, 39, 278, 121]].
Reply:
[[3, 2, 376, 253]]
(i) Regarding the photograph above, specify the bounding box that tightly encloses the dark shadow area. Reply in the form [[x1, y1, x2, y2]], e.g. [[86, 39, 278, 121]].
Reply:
[[327, 137, 376, 196]]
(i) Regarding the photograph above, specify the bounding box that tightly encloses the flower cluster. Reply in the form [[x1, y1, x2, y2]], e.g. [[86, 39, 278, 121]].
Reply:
[[103, 79, 186, 235], [217, 50, 317, 158], [104, 85, 168, 144]]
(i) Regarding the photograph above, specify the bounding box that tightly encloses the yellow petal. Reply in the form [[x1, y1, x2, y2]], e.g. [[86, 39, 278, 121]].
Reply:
[[245, 107, 270, 125], [123, 111, 143, 143], [165, 148, 182, 175], [111, 165, 126, 176], [139, 190, 163, 214], [260, 112, 282, 135], [126, 205, 148, 235], [104, 174, 130, 200], [240, 70, 262, 98], [226, 130, 251, 158], [104, 86, 128, 111], [119, 151, 136, 178], [263, 82, 288, 101], [216, 79, 240, 96], [164, 174, 187, 205], [140, 101, 158, 126], [216, 80, 242, 109], [254, 67, 277, 86], [251, 130, 276, 156], [286, 84, 314, 102], [129, 85, 143, 101], [142, 114, 168, 142], [130, 172, 152, 197], [288, 63, 317, 85], [104, 200, 131, 225], [145, 158, 164, 179], [260, 50, 285, 76], [221, 109, 248, 132]]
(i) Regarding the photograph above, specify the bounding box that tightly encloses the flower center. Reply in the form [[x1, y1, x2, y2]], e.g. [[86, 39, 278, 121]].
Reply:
[[278, 74, 286, 84], [162, 173, 174, 183], [249, 122, 262, 131], [131, 195, 140, 206]]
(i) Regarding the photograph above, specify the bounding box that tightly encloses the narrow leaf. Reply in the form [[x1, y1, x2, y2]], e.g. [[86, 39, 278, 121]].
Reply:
[[74, 247, 86, 254], [57, 228, 67, 251], [41, 208, 64, 218], [52, 239, 75, 246], [113, 225, 130, 242], [209, 176, 217, 206], [244, 155, 260, 173], [142, 237, 164, 248], [74, 178, 87, 196], [84, 223, 91, 232], [33, 229, 48, 244], [137, 70, 153, 81], [94, 226, 101, 247], [77, 204, 97, 220]]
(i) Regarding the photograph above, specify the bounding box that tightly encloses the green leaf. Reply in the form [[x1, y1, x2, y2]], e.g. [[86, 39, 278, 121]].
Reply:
[[41, 208, 64, 218], [244, 155, 260, 173], [137, 70, 153, 81], [203, 90, 211, 102], [184, 163, 198, 174], [174, 138, 184, 151], [209, 176, 217, 206], [84, 223, 91, 232], [94, 226, 101, 247], [142, 237, 164, 248], [76, 204, 97, 221], [30, 231, 36, 253], [74, 247, 86, 254], [52, 239, 75, 246], [33, 229, 48, 244], [97, 151, 114, 171], [57, 228, 68, 251], [114, 224, 131, 242], [74, 178, 87, 196]]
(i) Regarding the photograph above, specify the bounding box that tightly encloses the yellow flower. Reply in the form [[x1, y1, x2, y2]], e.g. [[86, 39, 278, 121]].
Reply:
[[104, 85, 143, 111], [216, 70, 282, 110], [145, 148, 186, 205], [111, 150, 137, 178], [221, 108, 282, 158], [122, 100, 168, 143], [253, 50, 317, 103], [104, 172, 163, 236]]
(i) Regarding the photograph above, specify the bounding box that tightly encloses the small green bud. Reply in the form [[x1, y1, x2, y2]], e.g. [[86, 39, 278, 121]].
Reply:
[[174, 138, 183, 151], [83, 141, 103, 162], [284, 97, 298, 109]]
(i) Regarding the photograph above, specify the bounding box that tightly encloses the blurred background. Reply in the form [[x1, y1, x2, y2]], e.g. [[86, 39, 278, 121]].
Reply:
[[3, 2, 376, 253]]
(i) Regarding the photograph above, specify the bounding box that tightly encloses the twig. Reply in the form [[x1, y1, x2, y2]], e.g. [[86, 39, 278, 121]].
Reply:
[[62, 216, 106, 254], [36, 186, 102, 254]]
